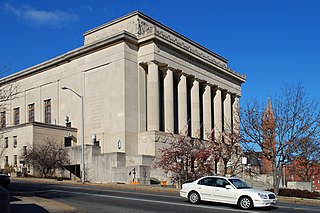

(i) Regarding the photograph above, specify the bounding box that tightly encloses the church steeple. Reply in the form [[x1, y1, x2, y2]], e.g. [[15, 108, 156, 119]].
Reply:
[[261, 98, 276, 174]]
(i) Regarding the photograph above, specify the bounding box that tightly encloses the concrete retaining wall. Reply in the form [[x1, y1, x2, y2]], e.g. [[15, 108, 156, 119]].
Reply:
[[287, 181, 311, 191], [0, 187, 10, 213]]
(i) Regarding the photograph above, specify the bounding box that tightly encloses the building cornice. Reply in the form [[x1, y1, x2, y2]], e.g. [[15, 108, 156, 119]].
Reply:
[[83, 11, 246, 83], [0, 122, 78, 131], [2, 11, 245, 84]]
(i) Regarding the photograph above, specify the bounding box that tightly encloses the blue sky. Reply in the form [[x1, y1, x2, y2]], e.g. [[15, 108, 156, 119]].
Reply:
[[1, 0, 319, 104]]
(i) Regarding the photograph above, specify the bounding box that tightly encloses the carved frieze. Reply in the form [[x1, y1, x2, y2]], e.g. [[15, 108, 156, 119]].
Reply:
[[83, 13, 245, 80], [154, 27, 245, 78], [138, 131, 196, 145], [84, 17, 154, 44]]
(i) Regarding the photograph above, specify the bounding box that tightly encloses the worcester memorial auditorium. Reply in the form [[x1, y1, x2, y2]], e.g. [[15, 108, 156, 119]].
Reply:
[[0, 11, 246, 183]]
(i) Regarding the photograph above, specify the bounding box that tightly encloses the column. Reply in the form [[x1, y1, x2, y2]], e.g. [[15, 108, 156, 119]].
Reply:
[[232, 96, 240, 134], [178, 74, 188, 134], [191, 79, 200, 138], [213, 88, 222, 137], [203, 84, 212, 140], [164, 68, 174, 133], [138, 65, 147, 132], [147, 61, 159, 131], [223, 92, 232, 132]]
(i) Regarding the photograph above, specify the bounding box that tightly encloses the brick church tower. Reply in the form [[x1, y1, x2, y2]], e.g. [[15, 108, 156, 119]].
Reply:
[[261, 99, 276, 174]]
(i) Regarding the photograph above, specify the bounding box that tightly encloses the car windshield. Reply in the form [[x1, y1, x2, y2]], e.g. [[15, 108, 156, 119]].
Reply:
[[228, 178, 252, 189]]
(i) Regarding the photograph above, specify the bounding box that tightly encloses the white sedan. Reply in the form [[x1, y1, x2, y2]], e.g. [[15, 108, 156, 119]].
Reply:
[[180, 176, 277, 210]]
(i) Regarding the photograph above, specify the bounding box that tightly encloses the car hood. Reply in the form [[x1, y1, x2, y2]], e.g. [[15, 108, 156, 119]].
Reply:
[[238, 188, 274, 195]]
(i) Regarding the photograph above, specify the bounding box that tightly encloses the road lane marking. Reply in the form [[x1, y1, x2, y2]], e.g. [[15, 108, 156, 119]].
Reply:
[[55, 185, 179, 198], [49, 189, 257, 213]]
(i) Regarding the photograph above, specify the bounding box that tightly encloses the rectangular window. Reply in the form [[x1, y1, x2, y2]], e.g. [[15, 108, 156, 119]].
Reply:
[[1, 111, 6, 128], [5, 156, 8, 165], [64, 137, 72, 147], [14, 107, 20, 125], [28, 103, 35, 122], [44, 99, 51, 124], [13, 136, 17, 148], [14, 155, 17, 166], [4, 137, 8, 148]]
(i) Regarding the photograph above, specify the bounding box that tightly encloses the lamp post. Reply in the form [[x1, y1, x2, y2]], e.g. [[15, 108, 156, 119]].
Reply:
[[176, 156, 181, 189], [242, 157, 247, 178], [62, 86, 85, 183]]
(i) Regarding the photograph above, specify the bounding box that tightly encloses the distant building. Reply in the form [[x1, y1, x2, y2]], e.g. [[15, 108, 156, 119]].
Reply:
[[0, 11, 246, 183], [285, 158, 320, 191]]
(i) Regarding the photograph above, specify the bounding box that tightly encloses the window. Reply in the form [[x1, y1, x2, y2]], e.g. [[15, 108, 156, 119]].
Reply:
[[14, 107, 20, 125], [13, 136, 17, 148], [4, 137, 8, 148], [44, 99, 51, 124], [14, 155, 17, 166], [65, 137, 72, 147], [28, 103, 35, 122], [5, 156, 8, 165], [1, 111, 6, 128], [215, 178, 230, 188], [198, 177, 215, 186]]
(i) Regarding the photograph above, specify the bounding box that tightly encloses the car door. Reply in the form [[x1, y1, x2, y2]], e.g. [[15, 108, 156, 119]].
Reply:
[[212, 178, 236, 204], [195, 177, 215, 201]]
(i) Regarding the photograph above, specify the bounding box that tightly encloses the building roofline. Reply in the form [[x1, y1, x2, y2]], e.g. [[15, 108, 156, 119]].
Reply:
[[1, 11, 245, 84], [1, 31, 137, 84], [0, 121, 78, 131], [84, 11, 229, 63]]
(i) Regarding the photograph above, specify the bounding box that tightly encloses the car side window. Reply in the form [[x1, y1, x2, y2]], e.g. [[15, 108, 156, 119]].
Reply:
[[215, 178, 230, 188], [198, 177, 215, 186]]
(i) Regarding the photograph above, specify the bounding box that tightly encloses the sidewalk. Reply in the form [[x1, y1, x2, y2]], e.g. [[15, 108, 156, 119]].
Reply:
[[10, 196, 81, 213]]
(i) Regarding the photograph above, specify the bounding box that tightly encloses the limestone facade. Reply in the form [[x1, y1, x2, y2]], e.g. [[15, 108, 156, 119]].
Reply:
[[0, 11, 245, 183]]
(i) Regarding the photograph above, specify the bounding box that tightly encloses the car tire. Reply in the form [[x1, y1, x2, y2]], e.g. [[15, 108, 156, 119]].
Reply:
[[188, 191, 200, 204], [238, 196, 253, 210]]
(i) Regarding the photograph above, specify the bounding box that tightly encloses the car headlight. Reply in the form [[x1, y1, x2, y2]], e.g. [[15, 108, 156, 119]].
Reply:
[[258, 193, 268, 199]]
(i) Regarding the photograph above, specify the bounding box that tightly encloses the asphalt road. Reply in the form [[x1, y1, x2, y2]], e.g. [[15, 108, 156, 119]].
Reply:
[[8, 179, 320, 213]]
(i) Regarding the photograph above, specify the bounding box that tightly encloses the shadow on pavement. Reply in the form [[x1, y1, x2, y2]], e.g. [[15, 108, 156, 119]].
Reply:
[[10, 204, 49, 213]]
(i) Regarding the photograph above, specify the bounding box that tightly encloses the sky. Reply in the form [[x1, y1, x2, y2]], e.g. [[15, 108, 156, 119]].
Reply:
[[0, 0, 319, 104]]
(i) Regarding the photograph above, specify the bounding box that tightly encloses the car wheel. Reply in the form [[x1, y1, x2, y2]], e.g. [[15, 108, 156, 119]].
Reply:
[[188, 191, 200, 204], [238, 196, 253, 210]]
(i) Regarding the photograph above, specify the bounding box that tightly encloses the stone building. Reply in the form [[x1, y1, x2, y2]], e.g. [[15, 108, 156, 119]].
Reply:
[[0, 11, 245, 183]]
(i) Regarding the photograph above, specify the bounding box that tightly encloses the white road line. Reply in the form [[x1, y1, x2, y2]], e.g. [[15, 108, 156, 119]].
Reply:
[[56, 185, 178, 198], [50, 189, 257, 213]]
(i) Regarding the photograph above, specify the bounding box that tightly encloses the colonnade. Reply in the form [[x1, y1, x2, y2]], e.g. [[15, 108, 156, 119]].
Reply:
[[145, 61, 239, 140]]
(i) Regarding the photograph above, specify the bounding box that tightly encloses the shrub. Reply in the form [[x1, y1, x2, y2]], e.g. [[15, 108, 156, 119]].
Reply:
[[268, 188, 320, 199]]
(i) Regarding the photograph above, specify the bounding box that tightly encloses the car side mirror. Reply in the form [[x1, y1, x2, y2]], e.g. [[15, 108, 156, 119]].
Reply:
[[225, 185, 231, 189]]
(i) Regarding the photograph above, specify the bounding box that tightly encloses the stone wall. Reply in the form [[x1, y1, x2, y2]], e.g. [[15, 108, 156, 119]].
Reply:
[[66, 144, 153, 184], [287, 182, 312, 191]]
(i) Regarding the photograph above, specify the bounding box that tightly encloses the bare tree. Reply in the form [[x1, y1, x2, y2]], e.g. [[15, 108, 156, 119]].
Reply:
[[241, 83, 320, 195], [155, 134, 216, 185], [212, 129, 242, 176], [0, 64, 19, 110], [23, 138, 70, 177], [0, 64, 19, 163], [289, 136, 320, 182]]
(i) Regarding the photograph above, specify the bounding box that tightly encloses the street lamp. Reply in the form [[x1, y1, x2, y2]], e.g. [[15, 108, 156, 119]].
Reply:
[[62, 86, 85, 183]]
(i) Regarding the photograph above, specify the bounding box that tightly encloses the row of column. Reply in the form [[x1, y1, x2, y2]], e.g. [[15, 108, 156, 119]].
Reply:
[[146, 61, 239, 139]]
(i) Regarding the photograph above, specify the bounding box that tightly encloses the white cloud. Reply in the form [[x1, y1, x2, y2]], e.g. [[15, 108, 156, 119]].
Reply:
[[4, 3, 79, 27]]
